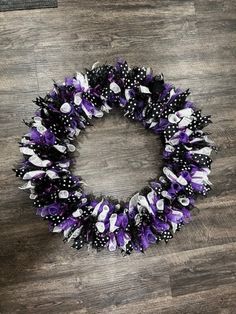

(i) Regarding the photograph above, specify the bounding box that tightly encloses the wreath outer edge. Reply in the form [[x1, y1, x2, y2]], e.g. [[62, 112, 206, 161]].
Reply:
[[14, 59, 216, 254]]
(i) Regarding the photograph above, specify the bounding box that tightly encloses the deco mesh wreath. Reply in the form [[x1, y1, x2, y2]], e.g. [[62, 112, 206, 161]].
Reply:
[[14, 59, 215, 254]]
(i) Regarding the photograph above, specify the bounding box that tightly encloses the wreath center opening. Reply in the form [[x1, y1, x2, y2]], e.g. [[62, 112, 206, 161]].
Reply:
[[73, 108, 163, 200]]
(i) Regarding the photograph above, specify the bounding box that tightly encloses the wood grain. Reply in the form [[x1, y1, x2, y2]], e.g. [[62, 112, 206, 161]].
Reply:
[[0, 0, 58, 12], [0, 0, 236, 313], [73, 108, 162, 199]]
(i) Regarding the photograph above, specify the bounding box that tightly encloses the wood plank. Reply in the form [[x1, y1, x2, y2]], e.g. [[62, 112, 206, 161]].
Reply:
[[0, 0, 57, 12], [0, 49, 38, 93]]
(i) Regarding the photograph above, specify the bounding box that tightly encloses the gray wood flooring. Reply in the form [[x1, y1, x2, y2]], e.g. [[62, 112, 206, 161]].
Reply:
[[0, 1, 236, 313]]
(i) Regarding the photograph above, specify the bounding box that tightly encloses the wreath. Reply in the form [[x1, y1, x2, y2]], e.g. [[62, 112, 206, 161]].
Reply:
[[14, 59, 216, 255]]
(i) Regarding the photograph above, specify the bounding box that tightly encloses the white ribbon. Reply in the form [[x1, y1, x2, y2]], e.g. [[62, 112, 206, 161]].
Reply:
[[125, 89, 131, 101], [29, 155, 51, 168], [91, 199, 104, 216], [76, 72, 89, 91], [30, 193, 37, 200], [128, 193, 139, 212], [96, 221, 105, 233], [156, 199, 164, 211], [60, 102, 71, 114], [21, 137, 30, 144], [168, 114, 180, 124], [147, 189, 156, 205], [46, 170, 59, 179], [74, 93, 82, 105], [19, 180, 34, 190], [36, 124, 47, 134], [54, 144, 67, 153], [120, 233, 131, 250], [176, 108, 193, 118], [163, 167, 188, 186], [110, 82, 121, 94], [101, 103, 112, 113], [67, 144, 76, 152], [140, 85, 151, 94], [178, 196, 190, 206], [92, 61, 99, 69], [98, 205, 110, 221], [134, 214, 141, 225], [58, 161, 70, 168], [169, 89, 176, 99], [163, 167, 178, 182], [108, 236, 117, 251], [172, 209, 183, 219], [161, 190, 172, 200], [178, 117, 193, 128], [192, 169, 212, 185], [20, 147, 34, 155], [58, 190, 69, 199], [94, 109, 103, 118], [165, 144, 175, 152], [67, 227, 83, 242], [109, 213, 119, 232], [138, 195, 154, 215], [23, 170, 45, 180], [171, 222, 178, 233], [72, 208, 83, 218], [149, 121, 158, 128], [191, 147, 212, 156]]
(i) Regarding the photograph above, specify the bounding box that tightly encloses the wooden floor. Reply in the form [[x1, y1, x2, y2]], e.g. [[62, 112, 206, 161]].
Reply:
[[0, 0, 236, 313]]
